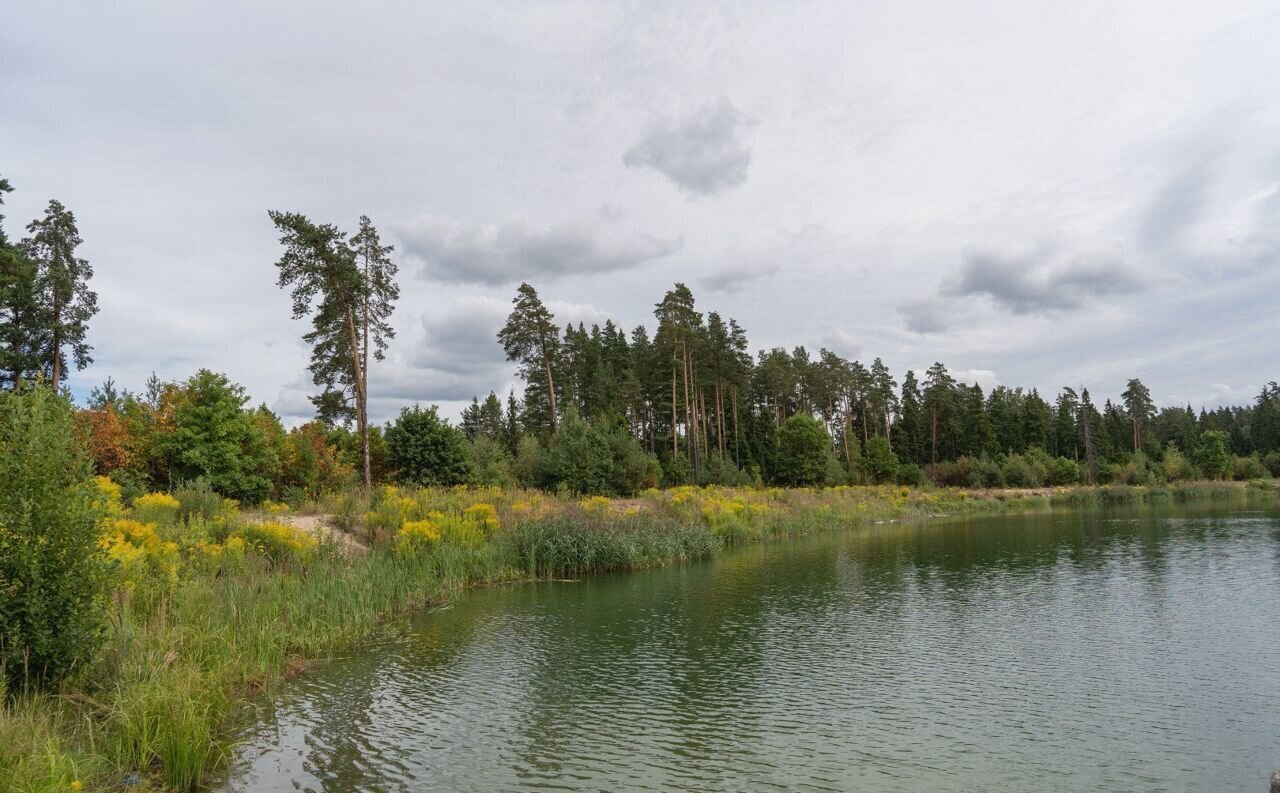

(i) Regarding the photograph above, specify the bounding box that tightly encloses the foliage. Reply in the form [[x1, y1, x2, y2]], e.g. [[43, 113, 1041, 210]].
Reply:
[[1048, 456, 1081, 486], [21, 199, 99, 391], [895, 462, 924, 486], [386, 405, 472, 486], [1232, 455, 1268, 481], [0, 387, 108, 690], [162, 371, 280, 503], [1193, 430, 1233, 481], [466, 435, 515, 488], [774, 414, 830, 487], [860, 435, 899, 484]]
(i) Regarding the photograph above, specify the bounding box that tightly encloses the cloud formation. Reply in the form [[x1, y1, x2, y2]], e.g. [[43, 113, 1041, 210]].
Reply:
[[947, 246, 1142, 314], [408, 297, 509, 375], [623, 97, 754, 196], [702, 263, 779, 293], [396, 214, 681, 285]]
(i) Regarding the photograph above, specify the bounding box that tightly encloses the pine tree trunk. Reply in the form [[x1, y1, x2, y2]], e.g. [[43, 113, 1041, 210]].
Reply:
[[50, 293, 62, 392], [732, 386, 741, 468], [671, 363, 678, 459], [361, 270, 372, 493], [344, 309, 370, 494], [930, 408, 938, 466]]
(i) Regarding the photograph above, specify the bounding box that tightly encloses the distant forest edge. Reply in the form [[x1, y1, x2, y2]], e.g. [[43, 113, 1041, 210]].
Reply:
[[1, 179, 1276, 500]]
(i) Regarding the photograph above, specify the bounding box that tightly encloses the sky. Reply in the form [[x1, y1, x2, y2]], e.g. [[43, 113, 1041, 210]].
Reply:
[[2, 0, 1278, 424]]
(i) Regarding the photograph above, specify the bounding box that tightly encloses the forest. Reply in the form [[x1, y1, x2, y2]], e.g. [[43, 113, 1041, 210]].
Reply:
[[1, 174, 1278, 502]]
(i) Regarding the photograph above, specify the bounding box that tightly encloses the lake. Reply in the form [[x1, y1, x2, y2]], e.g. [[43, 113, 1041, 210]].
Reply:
[[217, 503, 1280, 792]]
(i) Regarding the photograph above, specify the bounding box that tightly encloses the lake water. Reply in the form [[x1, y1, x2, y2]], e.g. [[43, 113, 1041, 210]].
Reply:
[[217, 503, 1280, 792]]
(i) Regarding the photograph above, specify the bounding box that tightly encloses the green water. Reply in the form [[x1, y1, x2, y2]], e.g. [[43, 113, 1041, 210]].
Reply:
[[219, 504, 1280, 792]]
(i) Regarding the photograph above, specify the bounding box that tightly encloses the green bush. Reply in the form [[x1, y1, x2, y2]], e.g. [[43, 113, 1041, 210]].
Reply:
[[162, 370, 281, 504], [1160, 443, 1193, 482], [1232, 455, 1268, 481], [0, 387, 109, 691], [466, 436, 515, 488], [1000, 455, 1041, 488], [1048, 456, 1081, 486], [174, 479, 234, 523], [859, 436, 899, 484], [1194, 431, 1233, 480], [774, 414, 829, 487], [1265, 450, 1280, 478], [386, 404, 472, 486], [972, 456, 1004, 488], [663, 453, 693, 487], [895, 462, 924, 486]]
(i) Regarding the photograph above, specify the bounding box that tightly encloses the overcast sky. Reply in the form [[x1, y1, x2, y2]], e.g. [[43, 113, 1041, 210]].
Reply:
[[3, 1, 1277, 424]]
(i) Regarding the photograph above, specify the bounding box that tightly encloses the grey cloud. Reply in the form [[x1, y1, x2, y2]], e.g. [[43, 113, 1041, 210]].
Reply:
[[898, 299, 962, 334], [702, 263, 780, 293], [947, 247, 1141, 314], [1138, 160, 1215, 251], [395, 214, 681, 286], [623, 97, 754, 196], [408, 297, 509, 375]]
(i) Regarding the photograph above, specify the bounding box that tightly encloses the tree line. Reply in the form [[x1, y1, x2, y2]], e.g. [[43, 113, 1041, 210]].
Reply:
[[489, 281, 1280, 489], [2, 171, 1276, 498]]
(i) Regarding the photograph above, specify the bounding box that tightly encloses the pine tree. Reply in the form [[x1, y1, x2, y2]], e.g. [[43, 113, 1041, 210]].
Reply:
[[269, 210, 398, 494], [0, 177, 47, 390], [1121, 378, 1155, 453], [499, 283, 561, 434], [23, 200, 98, 391]]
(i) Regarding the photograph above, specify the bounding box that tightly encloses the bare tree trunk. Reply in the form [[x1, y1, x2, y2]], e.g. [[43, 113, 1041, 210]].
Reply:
[[699, 388, 710, 460], [732, 386, 741, 468], [930, 408, 938, 467], [50, 294, 62, 392], [540, 331, 558, 432], [344, 309, 370, 494], [716, 379, 726, 457], [671, 363, 678, 459]]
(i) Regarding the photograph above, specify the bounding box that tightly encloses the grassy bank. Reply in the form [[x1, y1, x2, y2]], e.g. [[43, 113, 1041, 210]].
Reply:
[[2, 479, 1274, 792]]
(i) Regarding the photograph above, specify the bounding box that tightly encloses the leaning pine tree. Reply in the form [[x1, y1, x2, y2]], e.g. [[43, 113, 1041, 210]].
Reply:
[[269, 211, 398, 494]]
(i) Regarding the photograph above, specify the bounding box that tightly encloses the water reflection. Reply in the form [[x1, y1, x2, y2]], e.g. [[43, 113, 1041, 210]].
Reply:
[[219, 503, 1280, 792]]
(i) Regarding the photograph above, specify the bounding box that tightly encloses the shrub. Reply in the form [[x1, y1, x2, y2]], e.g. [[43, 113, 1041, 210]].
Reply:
[[1000, 455, 1041, 488], [932, 457, 974, 488], [895, 462, 924, 486], [386, 404, 472, 486], [1265, 450, 1280, 478], [859, 436, 899, 484], [663, 454, 693, 488], [174, 479, 236, 522], [972, 456, 1004, 488], [131, 492, 182, 526], [229, 521, 316, 565], [466, 436, 515, 488], [162, 370, 280, 504], [0, 386, 110, 690], [1161, 443, 1193, 482], [774, 414, 829, 487], [1194, 431, 1233, 480], [697, 451, 751, 487], [1232, 455, 1268, 481], [1048, 456, 1081, 486]]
